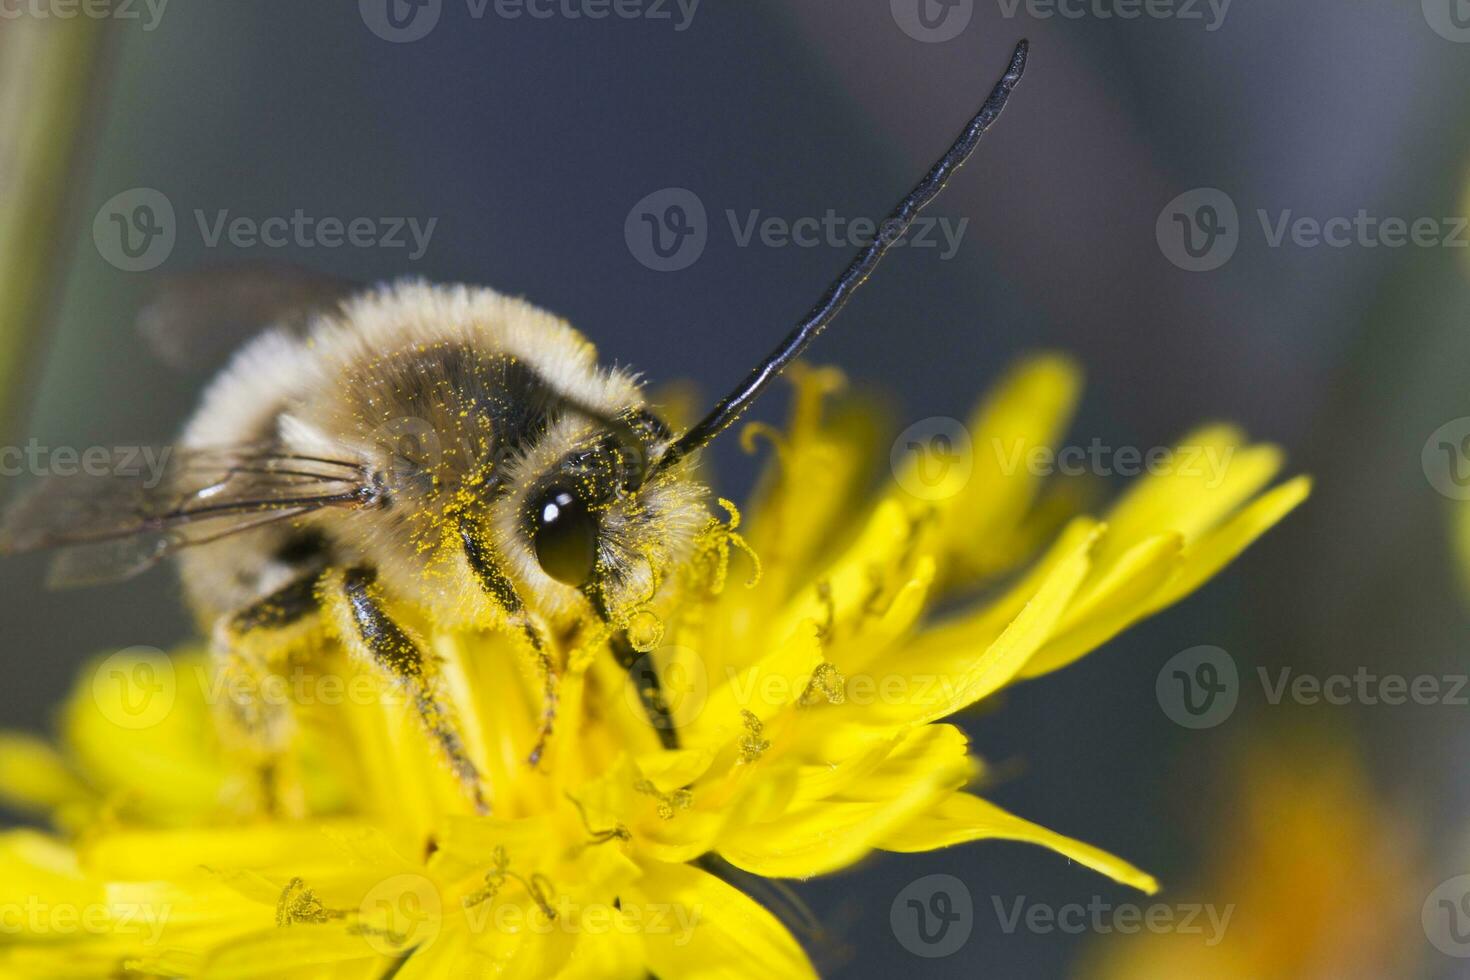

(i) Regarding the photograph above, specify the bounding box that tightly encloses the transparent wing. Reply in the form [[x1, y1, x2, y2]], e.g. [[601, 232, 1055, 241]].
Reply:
[[0, 446, 373, 587], [136, 263, 357, 371]]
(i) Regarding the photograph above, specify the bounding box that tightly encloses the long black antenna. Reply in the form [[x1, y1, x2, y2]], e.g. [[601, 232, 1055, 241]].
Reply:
[[655, 39, 1030, 474]]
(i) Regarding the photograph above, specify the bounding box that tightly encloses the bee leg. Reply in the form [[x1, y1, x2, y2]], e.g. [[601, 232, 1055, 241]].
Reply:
[[459, 525, 559, 768], [325, 566, 489, 814], [213, 572, 326, 816], [578, 579, 679, 750], [610, 629, 679, 751], [517, 617, 558, 769]]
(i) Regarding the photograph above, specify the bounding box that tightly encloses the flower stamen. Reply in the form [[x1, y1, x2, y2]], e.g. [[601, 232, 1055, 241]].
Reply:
[[693, 499, 763, 596], [800, 662, 847, 706], [462, 847, 559, 920], [738, 709, 771, 763], [634, 778, 693, 820], [566, 792, 632, 847], [275, 877, 346, 927]]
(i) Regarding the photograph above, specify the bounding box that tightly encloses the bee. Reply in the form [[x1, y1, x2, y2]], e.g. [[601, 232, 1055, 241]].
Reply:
[[0, 43, 1028, 814]]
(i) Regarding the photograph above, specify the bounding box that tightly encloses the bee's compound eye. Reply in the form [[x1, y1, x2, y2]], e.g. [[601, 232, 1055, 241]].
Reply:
[[531, 486, 598, 586]]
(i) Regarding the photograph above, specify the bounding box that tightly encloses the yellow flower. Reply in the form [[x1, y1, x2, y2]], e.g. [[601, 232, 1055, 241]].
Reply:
[[0, 355, 1307, 977], [1079, 728, 1424, 979]]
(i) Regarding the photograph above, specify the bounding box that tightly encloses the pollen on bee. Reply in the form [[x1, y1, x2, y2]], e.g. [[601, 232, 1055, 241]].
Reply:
[[626, 609, 665, 653]]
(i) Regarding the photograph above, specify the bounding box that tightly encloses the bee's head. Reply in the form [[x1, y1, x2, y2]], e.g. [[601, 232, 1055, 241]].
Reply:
[[472, 38, 1032, 628], [487, 406, 708, 626]]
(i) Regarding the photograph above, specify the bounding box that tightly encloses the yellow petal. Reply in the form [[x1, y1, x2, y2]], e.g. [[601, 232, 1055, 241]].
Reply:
[[198, 926, 380, 979], [741, 367, 886, 586], [1151, 475, 1312, 609], [858, 524, 1097, 726], [1094, 429, 1281, 564], [1019, 477, 1310, 680], [627, 861, 817, 979], [0, 830, 98, 910], [716, 740, 973, 879], [1018, 531, 1184, 680], [897, 517, 1100, 676], [81, 820, 389, 882], [784, 723, 906, 803], [879, 793, 1159, 894], [827, 724, 972, 803], [687, 622, 824, 745], [0, 732, 90, 816], [60, 649, 227, 823], [554, 926, 648, 980], [939, 354, 1083, 577]]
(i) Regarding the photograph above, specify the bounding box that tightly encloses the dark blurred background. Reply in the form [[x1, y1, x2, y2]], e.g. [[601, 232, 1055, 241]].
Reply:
[[4, 2, 1470, 976]]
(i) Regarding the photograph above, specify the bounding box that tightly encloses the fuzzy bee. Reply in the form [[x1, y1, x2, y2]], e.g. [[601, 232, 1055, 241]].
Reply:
[[0, 43, 1028, 813]]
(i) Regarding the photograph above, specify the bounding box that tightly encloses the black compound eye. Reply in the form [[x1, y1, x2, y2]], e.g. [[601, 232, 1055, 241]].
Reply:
[[530, 486, 598, 586]]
